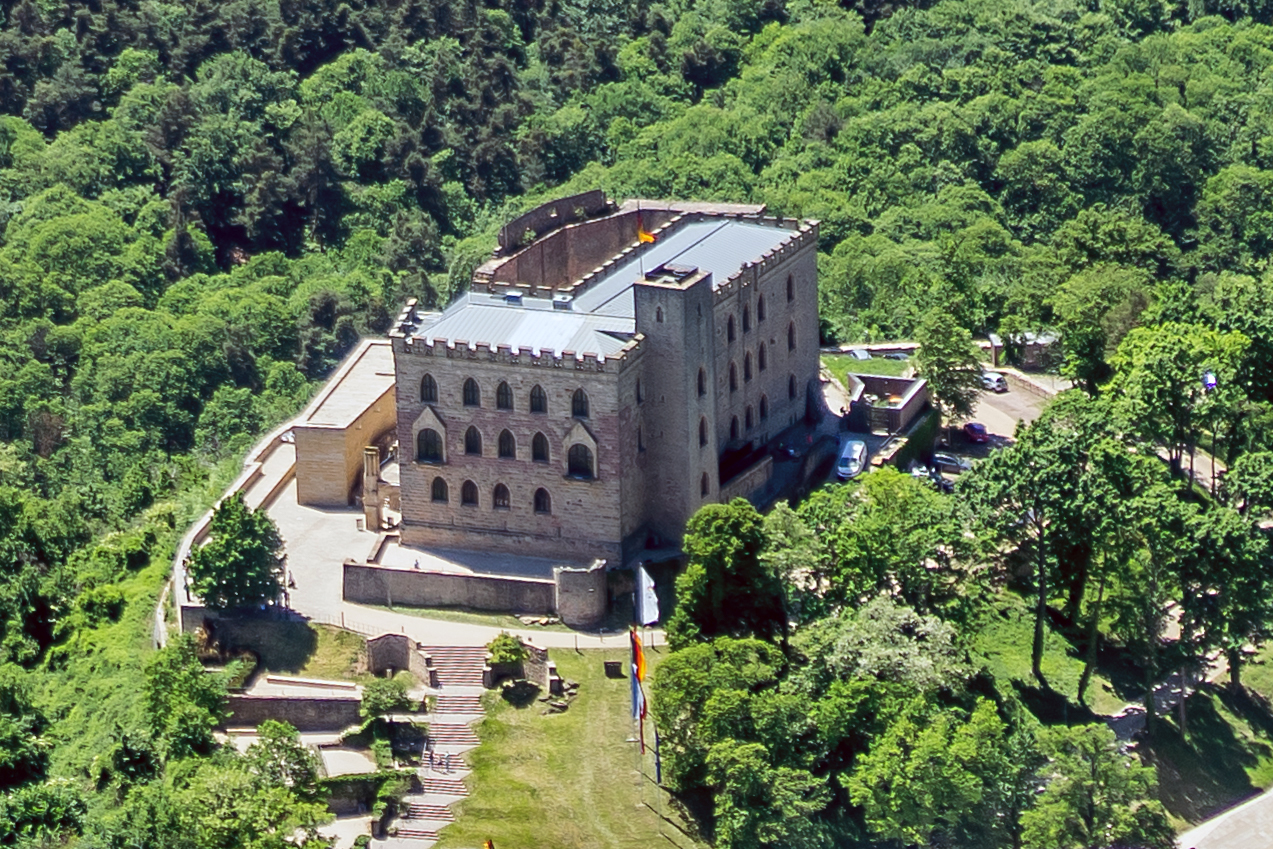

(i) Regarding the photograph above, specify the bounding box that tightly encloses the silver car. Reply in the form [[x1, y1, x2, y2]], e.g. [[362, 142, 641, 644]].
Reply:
[[837, 440, 868, 480], [981, 372, 1008, 393]]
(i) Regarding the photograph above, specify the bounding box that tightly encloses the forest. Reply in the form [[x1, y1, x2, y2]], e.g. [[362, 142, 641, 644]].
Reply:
[[3, 0, 1273, 843]]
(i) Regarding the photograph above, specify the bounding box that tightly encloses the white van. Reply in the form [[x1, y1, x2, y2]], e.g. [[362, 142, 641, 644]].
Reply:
[[836, 440, 868, 480]]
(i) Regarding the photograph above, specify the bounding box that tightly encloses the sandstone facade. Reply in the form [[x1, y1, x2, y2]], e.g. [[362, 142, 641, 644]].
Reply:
[[391, 196, 820, 563]]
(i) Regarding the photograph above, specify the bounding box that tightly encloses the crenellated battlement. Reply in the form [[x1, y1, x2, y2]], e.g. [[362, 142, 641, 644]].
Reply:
[[397, 327, 646, 373], [711, 219, 819, 302]]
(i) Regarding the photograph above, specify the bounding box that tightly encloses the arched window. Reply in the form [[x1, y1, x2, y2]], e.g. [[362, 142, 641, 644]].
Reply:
[[788, 321, 796, 351], [759, 343, 767, 372], [534, 488, 551, 514], [697, 368, 706, 397], [421, 374, 437, 403], [656, 306, 664, 323], [463, 378, 480, 407], [727, 315, 736, 343], [757, 295, 766, 322], [461, 480, 478, 506], [744, 353, 752, 382], [743, 306, 750, 333], [786, 274, 794, 302], [532, 432, 549, 463], [568, 444, 594, 479], [431, 477, 448, 502], [699, 417, 708, 447], [760, 395, 769, 420], [530, 384, 547, 414], [496, 381, 513, 410], [788, 374, 797, 399], [465, 426, 482, 455], [572, 388, 589, 418], [730, 417, 739, 441], [729, 363, 738, 392], [745, 406, 754, 431], [701, 473, 709, 497], [493, 483, 510, 509], [498, 429, 515, 459], [417, 429, 442, 463]]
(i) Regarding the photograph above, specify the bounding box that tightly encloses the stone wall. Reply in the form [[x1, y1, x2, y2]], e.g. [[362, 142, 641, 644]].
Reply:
[[393, 336, 630, 560], [343, 562, 557, 613], [553, 560, 607, 627], [294, 383, 396, 508], [366, 633, 430, 682], [720, 454, 774, 502], [226, 694, 362, 731]]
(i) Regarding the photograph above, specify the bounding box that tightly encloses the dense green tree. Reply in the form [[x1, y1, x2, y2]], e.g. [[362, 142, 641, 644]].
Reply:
[[244, 721, 323, 803], [914, 310, 984, 429], [666, 499, 787, 649], [1021, 724, 1173, 849], [187, 492, 284, 611], [143, 634, 227, 760]]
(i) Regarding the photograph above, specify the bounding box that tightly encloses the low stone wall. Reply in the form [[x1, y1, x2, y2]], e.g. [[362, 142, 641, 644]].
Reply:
[[721, 454, 774, 503], [554, 561, 607, 628], [366, 633, 431, 683], [344, 562, 557, 614], [226, 694, 362, 731], [999, 366, 1062, 400]]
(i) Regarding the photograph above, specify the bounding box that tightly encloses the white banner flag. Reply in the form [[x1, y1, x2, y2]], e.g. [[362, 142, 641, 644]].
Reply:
[[637, 565, 660, 625]]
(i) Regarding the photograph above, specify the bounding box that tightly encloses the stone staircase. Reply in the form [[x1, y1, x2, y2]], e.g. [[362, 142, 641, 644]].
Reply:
[[379, 644, 488, 848], [423, 646, 488, 687]]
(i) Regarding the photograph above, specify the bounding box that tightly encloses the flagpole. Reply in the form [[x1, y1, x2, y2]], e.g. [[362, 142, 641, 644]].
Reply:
[[638, 199, 644, 279]]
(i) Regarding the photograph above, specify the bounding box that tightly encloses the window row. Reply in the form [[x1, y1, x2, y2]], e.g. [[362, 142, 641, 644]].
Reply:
[[720, 275, 795, 344], [430, 478, 553, 513], [727, 346, 771, 391], [417, 428, 552, 462], [421, 376, 589, 417], [698, 396, 772, 446], [417, 429, 595, 479]]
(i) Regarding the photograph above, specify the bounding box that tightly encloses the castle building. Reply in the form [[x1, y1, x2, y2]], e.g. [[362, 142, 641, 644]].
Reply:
[[389, 193, 820, 563]]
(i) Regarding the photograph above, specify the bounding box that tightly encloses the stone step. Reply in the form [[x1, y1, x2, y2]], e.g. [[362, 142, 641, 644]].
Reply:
[[406, 804, 455, 821], [394, 826, 440, 840], [434, 695, 484, 713], [428, 724, 479, 743], [420, 777, 469, 796]]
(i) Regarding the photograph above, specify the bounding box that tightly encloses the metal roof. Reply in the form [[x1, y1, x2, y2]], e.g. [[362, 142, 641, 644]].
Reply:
[[570, 219, 795, 317], [415, 293, 634, 357], [412, 217, 795, 356]]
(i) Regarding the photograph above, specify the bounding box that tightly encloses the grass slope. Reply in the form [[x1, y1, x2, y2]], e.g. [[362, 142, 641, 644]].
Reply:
[[435, 648, 704, 849], [970, 593, 1125, 717], [822, 353, 913, 384]]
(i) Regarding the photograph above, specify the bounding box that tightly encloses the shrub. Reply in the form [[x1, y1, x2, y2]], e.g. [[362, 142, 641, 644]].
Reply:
[[487, 632, 528, 665]]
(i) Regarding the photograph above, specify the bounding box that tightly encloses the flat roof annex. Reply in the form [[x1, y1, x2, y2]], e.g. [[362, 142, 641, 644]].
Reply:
[[297, 339, 396, 429], [412, 218, 797, 357]]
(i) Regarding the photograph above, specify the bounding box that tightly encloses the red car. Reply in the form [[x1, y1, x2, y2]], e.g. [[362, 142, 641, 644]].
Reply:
[[963, 422, 990, 444]]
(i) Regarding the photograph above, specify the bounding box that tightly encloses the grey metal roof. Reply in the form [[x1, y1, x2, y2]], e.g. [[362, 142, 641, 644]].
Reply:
[[416, 293, 634, 356], [412, 217, 795, 356], [570, 219, 795, 317]]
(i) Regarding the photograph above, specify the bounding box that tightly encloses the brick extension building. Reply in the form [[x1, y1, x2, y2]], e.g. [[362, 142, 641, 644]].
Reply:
[[389, 193, 820, 564]]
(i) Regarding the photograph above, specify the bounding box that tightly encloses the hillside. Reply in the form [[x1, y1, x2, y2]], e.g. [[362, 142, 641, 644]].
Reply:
[[4, 0, 1273, 844]]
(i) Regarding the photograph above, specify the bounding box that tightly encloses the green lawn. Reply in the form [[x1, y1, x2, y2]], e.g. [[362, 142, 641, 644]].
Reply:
[[822, 352, 912, 383], [214, 620, 374, 683], [370, 596, 642, 635], [435, 648, 704, 849], [970, 593, 1126, 717]]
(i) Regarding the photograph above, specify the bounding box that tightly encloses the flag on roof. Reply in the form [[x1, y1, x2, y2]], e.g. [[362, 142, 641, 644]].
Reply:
[[638, 213, 656, 244]]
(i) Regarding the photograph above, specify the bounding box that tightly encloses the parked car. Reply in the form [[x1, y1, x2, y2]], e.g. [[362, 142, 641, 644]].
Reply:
[[836, 440, 868, 480], [981, 371, 1008, 392], [963, 422, 990, 444], [847, 347, 871, 361], [932, 452, 973, 474]]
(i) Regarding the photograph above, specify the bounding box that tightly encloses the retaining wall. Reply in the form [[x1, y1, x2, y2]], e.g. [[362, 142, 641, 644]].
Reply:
[[226, 694, 362, 731], [344, 562, 557, 614]]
